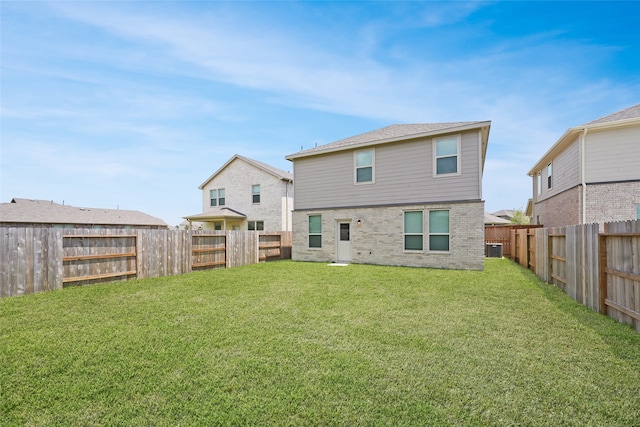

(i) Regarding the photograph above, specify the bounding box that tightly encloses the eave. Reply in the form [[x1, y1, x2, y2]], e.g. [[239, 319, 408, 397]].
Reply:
[[527, 116, 640, 176], [285, 121, 492, 162]]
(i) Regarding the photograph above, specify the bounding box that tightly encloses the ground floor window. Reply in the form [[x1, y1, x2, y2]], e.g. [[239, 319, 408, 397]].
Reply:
[[248, 220, 264, 231], [404, 210, 423, 251], [308, 215, 322, 248], [429, 210, 450, 251]]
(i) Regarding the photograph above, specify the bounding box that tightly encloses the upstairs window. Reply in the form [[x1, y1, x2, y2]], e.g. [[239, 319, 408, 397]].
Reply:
[[434, 136, 460, 176], [429, 210, 450, 252], [636, 204, 640, 220], [547, 163, 552, 189], [355, 149, 374, 183], [252, 184, 261, 204], [210, 188, 225, 206], [308, 215, 322, 248], [248, 220, 264, 231], [404, 211, 423, 251]]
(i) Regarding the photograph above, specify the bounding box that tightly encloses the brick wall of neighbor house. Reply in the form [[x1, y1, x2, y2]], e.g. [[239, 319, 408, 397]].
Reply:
[[585, 181, 640, 224], [201, 160, 291, 232], [533, 186, 581, 227], [292, 201, 485, 270]]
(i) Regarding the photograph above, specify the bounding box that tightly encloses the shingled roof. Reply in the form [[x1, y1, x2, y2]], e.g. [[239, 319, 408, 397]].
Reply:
[[584, 103, 640, 125], [286, 121, 491, 160], [0, 198, 168, 227]]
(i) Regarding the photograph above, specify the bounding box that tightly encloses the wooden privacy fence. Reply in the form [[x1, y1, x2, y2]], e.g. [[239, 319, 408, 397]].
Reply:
[[510, 220, 640, 332], [0, 228, 292, 297], [485, 225, 542, 258]]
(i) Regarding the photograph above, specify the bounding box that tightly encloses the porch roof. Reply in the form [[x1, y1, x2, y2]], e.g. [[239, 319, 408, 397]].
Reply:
[[183, 207, 246, 222]]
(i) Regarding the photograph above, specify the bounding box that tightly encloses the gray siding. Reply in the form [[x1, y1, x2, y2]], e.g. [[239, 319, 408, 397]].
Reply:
[[293, 130, 482, 210], [535, 136, 580, 203], [585, 126, 640, 183]]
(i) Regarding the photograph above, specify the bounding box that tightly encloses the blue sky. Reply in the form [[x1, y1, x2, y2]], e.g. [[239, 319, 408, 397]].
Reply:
[[2, 1, 639, 226]]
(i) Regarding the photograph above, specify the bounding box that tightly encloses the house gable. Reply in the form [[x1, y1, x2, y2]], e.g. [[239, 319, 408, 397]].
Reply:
[[528, 103, 640, 226], [198, 154, 292, 190], [528, 103, 640, 177], [186, 155, 293, 231]]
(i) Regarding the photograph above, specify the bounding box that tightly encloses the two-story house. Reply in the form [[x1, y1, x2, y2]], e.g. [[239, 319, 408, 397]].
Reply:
[[285, 121, 491, 270], [528, 104, 640, 227], [183, 155, 293, 231]]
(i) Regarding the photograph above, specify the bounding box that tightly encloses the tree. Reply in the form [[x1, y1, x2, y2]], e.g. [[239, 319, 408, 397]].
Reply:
[[510, 208, 530, 225]]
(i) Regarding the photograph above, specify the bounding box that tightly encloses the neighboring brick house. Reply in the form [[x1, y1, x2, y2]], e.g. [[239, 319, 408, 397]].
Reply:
[[0, 198, 168, 228], [285, 121, 491, 270], [528, 104, 640, 227], [184, 154, 293, 231]]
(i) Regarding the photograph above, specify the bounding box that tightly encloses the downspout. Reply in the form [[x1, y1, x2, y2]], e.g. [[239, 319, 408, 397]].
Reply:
[[581, 128, 588, 225], [285, 180, 290, 232], [580, 128, 588, 305]]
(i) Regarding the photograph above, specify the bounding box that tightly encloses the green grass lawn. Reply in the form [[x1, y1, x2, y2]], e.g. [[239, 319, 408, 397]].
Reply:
[[2, 259, 639, 426]]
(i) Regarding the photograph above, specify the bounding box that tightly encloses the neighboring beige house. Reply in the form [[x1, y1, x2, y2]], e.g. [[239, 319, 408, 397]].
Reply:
[[286, 121, 491, 270], [528, 104, 640, 227], [0, 198, 168, 228], [484, 212, 510, 225], [184, 154, 293, 231]]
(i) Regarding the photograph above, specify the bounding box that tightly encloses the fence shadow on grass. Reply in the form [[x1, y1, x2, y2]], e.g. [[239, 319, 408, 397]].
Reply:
[[509, 259, 640, 368]]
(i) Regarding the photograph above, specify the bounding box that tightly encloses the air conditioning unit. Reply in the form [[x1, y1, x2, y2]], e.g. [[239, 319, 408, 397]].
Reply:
[[486, 243, 503, 258]]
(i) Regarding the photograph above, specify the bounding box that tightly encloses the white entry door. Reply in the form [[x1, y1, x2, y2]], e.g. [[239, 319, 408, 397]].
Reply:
[[336, 221, 352, 263]]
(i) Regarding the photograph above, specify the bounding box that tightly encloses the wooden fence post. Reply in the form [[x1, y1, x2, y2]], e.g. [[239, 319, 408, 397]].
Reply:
[[548, 231, 553, 284], [598, 232, 608, 315]]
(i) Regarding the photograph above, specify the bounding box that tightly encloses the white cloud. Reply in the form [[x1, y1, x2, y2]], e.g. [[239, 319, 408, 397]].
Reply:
[[4, 1, 637, 221]]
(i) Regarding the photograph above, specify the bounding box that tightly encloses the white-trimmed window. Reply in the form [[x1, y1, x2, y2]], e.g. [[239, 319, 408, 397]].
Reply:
[[248, 220, 264, 231], [537, 173, 541, 196], [547, 163, 552, 189], [636, 204, 640, 220], [434, 135, 461, 176], [252, 184, 261, 203], [404, 210, 423, 251], [429, 210, 450, 252], [308, 215, 322, 248], [355, 149, 374, 184], [210, 188, 225, 206]]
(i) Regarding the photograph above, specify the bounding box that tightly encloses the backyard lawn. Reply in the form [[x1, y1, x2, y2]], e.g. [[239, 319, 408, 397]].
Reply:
[[2, 259, 639, 426]]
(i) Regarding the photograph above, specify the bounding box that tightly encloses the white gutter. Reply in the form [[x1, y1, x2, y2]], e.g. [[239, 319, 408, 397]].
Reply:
[[580, 127, 588, 305], [478, 129, 483, 200], [285, 180, 290, 232], [580, 128, 588, 224]]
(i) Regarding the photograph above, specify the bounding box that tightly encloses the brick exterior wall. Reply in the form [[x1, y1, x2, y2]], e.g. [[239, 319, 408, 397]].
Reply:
[[585, 181, 640, 224], [532, 181, 640, 227], [200, 159, 293, 232], [292, 201, 485, 270], [532, 185, 581, 227]]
